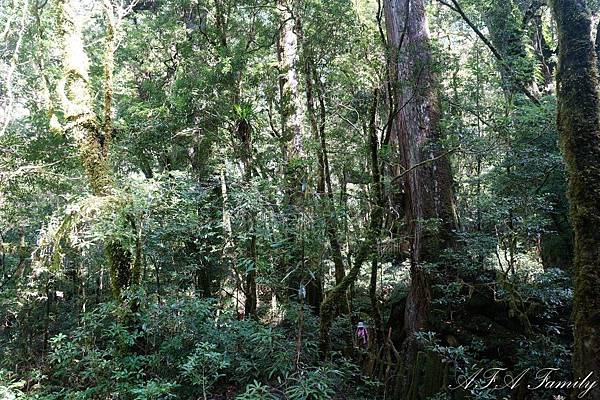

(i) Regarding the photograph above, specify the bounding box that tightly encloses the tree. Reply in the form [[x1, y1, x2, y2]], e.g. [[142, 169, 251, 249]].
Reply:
[[277, 0, 307, 301], [550, 0, 600, 393], [56, 0, 138, 300], [384, 0, 457, 395], [484, 0, 538, 98]]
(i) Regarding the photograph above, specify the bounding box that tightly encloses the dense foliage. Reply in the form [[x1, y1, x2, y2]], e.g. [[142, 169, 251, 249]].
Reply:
[[1, 0, 597, 398]]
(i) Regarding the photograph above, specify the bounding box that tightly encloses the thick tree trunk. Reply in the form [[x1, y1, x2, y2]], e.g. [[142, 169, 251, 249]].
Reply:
[[550, 0, 600, 395], [384, 0, 456, 396], [385, 0, 455, 334]]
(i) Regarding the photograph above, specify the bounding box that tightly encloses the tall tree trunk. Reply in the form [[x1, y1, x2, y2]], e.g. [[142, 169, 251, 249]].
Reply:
[[58, 0, 112, 195], [550, 0, 600, 395], [384, 0, 456, 395], [532, 13, 555, 91], [303, 55, 326, 311], [278, 0, 304, 160], [236, 116, 258, 317], [277, 0, 306, 300], [368, 89, 385, 349], [57, 0, 137, 301], [438, 0, 541, 105], [596, 21, 600, 76]]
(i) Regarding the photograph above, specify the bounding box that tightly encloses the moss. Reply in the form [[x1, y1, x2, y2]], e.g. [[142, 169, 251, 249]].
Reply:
[[58, 0, 139, 303], [551, 0, 600, 386], [319, 217, 379, 357], [106, 240, 133, 300], [402, 350, 447, 400]]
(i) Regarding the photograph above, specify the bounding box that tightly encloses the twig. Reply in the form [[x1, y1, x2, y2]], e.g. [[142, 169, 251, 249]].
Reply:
[[391, 146, 460, 182]]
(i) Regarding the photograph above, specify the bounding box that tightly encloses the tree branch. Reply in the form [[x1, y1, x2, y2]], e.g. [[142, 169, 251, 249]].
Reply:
[[436, 0, 541, 106]]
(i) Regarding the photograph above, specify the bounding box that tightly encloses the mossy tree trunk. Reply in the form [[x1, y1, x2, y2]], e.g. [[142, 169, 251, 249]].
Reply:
[[550, 0, 600, 395], [596, 24, 600, 73], [368, 89, 385, 348], [532, 13, 555, 90], [303, 54, 326, 311], [304, 49, 344, 311], [57, 0, 137, 301]]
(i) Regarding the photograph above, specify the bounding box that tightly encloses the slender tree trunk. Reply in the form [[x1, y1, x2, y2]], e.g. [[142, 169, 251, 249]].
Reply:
[[58, 0, 113, 195], [596, 21, 600, 75], [220, 166, 239, 306], [315, 68, 346, 285], [439, 0, 540, 105], [303, 55, 327, 311], [368, 89, 384, 348], [532, 14, 555, 90], [305, 51, 345, 304], [244, 226, 258, 316], [278, 0, 305, 160], [550, 0, 600, 396], [102, 0, 115, 154], [319, 91, 381, 357], [384, 0, 456, 396]]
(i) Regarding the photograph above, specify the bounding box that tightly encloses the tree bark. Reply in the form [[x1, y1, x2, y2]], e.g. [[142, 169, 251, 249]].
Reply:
[[305, 53, 345, 288], [596, 20, 600, 76], [368, 89, 385, 348], [57, 0, 112, 195], [303, 55, 327, 311], [438, 0, 541, 105], [278, 0, 305, 160], [532, 13, 555, 90], [384, 0, 457, 395], [550, 0, 600, 395]]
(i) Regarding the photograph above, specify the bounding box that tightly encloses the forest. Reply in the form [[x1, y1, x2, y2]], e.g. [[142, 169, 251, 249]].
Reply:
[[1, 0, 600, 398]]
